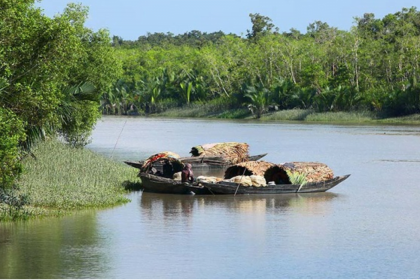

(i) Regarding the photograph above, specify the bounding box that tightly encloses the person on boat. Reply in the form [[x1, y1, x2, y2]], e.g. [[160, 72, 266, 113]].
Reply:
[[162, 159, 174, 178], [181, 163, 194, 183]]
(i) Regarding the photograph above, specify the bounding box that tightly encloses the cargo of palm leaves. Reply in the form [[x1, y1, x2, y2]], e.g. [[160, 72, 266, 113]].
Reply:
[[185, 142, 267, 167], [196, 160, 349, 193], [124, 142, 267, 169]]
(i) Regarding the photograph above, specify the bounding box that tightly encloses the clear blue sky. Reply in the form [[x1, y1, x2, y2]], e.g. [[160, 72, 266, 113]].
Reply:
[[36, 0, 419, 40]]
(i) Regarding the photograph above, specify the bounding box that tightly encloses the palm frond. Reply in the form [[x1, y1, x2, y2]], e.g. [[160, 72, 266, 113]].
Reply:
[[63, 81, 98, 102]]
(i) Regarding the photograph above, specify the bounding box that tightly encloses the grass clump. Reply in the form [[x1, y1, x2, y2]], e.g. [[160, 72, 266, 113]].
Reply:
[[0, 139, 139, 221], [260, 109, 314, 121], [304, 110, 376, 123], [214, 108, 251, 119], [376, 113, 420, 124], [156, 100, 253, 119], [260, 109, 376, 123], [158, 105, 212, 118]]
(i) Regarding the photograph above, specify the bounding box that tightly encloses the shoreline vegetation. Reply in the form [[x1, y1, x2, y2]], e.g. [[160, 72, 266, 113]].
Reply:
[[138, 106, 420, 125], [0, 140, 139, 222]]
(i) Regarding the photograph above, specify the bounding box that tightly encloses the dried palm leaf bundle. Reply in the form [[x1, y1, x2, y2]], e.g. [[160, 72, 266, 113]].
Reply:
[[264, 162, 334, 184], [190, 142, 250, 164], [224, 160, 275, 179]]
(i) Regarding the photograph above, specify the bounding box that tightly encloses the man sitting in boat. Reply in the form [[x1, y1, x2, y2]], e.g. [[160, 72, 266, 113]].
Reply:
[[181, 164, 194, 183], [162, 159, 174, 178]]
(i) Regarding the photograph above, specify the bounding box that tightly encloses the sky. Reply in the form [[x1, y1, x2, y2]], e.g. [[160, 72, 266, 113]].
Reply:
[[36, 0, 419, 40]]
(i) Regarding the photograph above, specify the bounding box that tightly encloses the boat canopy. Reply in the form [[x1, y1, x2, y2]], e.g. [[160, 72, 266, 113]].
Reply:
[[140, 151, 184, 172], [224, 161, 275, 179]]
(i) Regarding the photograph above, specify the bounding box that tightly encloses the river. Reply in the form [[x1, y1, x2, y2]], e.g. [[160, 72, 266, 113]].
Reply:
[[1, 116, 420, 278]]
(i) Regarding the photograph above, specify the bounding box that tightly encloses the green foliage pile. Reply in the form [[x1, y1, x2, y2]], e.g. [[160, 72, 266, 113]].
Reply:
[[0, 140, 138, 221], [105, 9, 420, 120], [286, 170, 307, 187]]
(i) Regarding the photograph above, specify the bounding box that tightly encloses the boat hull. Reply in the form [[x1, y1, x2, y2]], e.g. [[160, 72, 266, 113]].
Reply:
[[199, 174, 350, 195], [139, 173, 193, 194]]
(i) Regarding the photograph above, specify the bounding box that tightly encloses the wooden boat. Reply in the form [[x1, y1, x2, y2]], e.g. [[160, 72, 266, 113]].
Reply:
[[135, 151, 213, 195], [125, 142, 267, 169], [135, 151, 192, 194], [124, 153, 267, 169], [198, 174, 350, 195], [139, 173, 194, 194]]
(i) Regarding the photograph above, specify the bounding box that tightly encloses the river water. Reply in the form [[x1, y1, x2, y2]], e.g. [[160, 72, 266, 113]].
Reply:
[[1, 116, 420, 278]]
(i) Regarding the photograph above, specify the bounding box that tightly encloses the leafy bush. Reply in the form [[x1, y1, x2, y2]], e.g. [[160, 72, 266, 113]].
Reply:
[[0, 108, 26, 189]]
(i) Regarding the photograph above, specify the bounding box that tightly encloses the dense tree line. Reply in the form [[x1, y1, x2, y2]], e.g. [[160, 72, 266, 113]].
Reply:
[[104, 8, 420, 118], [0, 1, 121, 189], [112, 30, 238, 49]]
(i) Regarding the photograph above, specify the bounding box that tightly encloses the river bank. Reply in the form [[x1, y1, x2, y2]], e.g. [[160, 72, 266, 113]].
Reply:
[[137, 107, 420, 125], [0, 140, 138, 221]]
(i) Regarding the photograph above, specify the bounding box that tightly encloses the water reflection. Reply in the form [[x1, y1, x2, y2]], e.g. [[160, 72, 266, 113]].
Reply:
[[0, 211, 110, 279], [139, 192, 340, 218]]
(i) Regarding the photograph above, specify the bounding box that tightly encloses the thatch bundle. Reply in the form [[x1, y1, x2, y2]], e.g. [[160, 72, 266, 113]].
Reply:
[[190, 142, 250, 164], [264, 162, 334, 184], [224, 160, 275, 179]]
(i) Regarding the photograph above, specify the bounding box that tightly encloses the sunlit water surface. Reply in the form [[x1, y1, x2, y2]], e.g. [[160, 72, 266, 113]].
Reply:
[[1, 116, 420, 278]]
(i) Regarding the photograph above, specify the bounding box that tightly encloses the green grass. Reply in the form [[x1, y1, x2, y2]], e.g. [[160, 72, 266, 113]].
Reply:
[[140, 101, 420, 125], [154, 101, 253, 119], [376, 113, 420, 124], [260, 109, 315, 121], [304, 110, 376, 123], [158, 105, 213, 118], [260, 109, 377, 123], [0, 139, 139, 221]]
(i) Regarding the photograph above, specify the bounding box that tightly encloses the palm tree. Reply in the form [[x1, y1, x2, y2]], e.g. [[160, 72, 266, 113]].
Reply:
[[245, 85, 270, 118], [180, 82, 192, 104], [58, 81, 99, 147]]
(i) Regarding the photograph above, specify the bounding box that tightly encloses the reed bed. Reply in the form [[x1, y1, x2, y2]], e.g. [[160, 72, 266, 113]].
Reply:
[[157, 103, 251, 119], [304, 111, 376, 123], [376, 113, 420, 124], [0, 139, 138, 221], [150, 104, 420, 125], [260, 109, 314, 121], [260, 109, 376, 123]]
